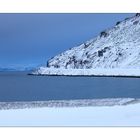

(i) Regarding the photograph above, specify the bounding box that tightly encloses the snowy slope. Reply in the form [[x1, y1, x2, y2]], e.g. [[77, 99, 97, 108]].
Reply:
[[33, 14, 140, 75]]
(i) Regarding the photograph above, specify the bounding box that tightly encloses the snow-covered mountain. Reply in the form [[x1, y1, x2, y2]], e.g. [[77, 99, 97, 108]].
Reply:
[[47, 13, 140, 69], [33, 14, 140, 76]]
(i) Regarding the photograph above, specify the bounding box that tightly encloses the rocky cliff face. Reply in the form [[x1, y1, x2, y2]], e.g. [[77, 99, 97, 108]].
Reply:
[[47, 14, 140, 69]]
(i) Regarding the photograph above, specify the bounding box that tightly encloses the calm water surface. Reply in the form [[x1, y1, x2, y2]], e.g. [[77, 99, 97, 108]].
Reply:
[[0, 72, 140, 102]]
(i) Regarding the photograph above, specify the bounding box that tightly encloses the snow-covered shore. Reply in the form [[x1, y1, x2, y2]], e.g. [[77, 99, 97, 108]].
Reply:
[[0, 98, 140, 126], [32, 67, 140, 77], [0, 101, 140, 126], [0, 98, 137, 110]]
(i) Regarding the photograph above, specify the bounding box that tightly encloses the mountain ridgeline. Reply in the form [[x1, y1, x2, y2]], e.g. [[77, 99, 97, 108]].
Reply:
[[47, 14, 140, 69]]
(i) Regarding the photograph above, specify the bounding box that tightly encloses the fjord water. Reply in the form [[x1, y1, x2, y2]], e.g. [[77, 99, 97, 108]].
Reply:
[[0, 72, 140, 102]]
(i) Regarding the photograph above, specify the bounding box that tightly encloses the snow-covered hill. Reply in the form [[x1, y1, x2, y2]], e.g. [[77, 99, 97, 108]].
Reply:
[[33, 14, 140, 76]]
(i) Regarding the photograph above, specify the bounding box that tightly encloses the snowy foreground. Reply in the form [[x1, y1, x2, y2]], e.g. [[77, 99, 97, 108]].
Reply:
[[0, 98, 140, 126], [32, 67, 140, 77]]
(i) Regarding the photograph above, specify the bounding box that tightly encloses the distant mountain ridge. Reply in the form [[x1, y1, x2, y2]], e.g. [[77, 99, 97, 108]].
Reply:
[[0, 67, 35, 72], [0, 68, 16, 72]]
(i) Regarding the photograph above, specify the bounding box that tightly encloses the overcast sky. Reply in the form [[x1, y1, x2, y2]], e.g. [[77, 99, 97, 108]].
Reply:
[[0, 13, 134, 68]]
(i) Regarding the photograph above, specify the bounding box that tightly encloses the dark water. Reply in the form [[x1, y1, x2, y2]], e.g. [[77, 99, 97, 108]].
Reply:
[[0, 72, 140, 102]]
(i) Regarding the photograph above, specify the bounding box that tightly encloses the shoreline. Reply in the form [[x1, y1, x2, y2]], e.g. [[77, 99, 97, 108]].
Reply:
[[28, 73, 140, 78], [0, 98, 139, 110], [1, 98, 140, 126], [30, 68, 140, 78]]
